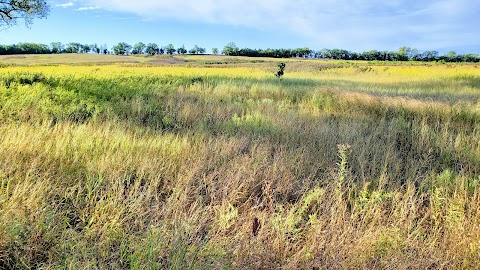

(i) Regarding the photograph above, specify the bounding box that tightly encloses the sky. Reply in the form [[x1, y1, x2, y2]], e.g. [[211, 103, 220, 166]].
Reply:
[[1, 0, 479, 54]]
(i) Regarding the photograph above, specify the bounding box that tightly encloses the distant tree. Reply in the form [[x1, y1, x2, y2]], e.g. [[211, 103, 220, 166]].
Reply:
[[132, 42, 146, 54], [2, 41, 480, 62], [112, 42, 132, 55], [64, 42, 81, 53], [397, 46, 409, 61], [91, 43, 100, 54], [99, 44, 109, 54], [241, 48, 259, 57], [462, 53, 479, 63], [445, 51, 457, 62], [80, 44, 91, 53], [261, 48, 274, 57], [0, 42, 49, 54], [410, 48, 420, 61], [165, 44, 175, 55], [177, 45, 187, 55], [50, 42, 64, 53], [330, 49, 350, 60], [379, 51, 389, 61], [16, 42, 49, 54], [0, 0, 50, 27], [361, 50, 380, 60], [189, 45, 205, 54], [293, 47, 311, 58], [386, 51, 398, 61], [222, 42, 239, 56], [421, 51, 439, 61], [319, 48, 331, 59], [145, 43, 159, 55]]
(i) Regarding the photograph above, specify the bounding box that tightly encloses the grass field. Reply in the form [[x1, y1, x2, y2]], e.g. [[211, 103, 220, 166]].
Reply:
[[1, 54, 480, 269]]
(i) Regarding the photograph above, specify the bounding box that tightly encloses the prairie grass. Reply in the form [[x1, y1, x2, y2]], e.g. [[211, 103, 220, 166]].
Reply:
[[1, 55, 480, 269]]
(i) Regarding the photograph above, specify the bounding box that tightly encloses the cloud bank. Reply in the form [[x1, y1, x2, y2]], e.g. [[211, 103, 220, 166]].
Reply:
[[77, 0, 480, 50]]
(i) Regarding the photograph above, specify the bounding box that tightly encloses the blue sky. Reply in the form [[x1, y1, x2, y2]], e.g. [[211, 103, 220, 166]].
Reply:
[[1, 0, 479, 54]]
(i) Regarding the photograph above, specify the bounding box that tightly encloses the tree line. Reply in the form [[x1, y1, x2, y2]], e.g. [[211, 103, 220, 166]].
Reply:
[[0, 41, 479, 63], [222, 42, 480, 63], [0, 42, 206, 56]]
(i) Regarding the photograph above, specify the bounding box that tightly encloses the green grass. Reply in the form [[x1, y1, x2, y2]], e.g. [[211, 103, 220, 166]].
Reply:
[[1, 55, 480, 269]]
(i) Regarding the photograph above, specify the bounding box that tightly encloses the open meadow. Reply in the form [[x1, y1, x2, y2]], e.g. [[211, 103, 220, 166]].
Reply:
[[1, 54, 480, 269]]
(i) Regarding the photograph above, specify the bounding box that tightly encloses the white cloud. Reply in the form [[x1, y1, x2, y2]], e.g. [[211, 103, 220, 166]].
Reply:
[[78, 0, 480, 50], [55, 2, 75, 8], [76, 6, 102, 11]]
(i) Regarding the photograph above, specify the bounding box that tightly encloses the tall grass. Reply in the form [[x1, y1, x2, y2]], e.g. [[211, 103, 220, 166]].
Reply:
[[1, 58, 480, 269]]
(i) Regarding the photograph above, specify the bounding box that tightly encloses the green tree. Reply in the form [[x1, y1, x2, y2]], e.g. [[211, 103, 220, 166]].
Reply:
[[132, 42, 146, 54], [145, 43, 159, 55], [330, 49, 350, 60], [50, 42, 63, 53], [421, 51, 439, 61], [361, 50, 380, 60], [100, 44, 109, 54], [177, 45, 187, 55], [462, 53, 479, 63], [112, 42, 132, 55], [410, 48, 420, 60], [16, 42, 49, 54], [189, 45, 205, 54], [397, 46, 410, 61], [80, 44, 91, 53], [319, 48, 331, 59], [445, 51, 457, 62], [212, 48, 218, 55], [0, 0, 49, 27], [65, 42, 81, 53], [222, 42, 239, 56], [293, 47, 311, 58], [91, 43, 100, 54], [189, 45, 197, 54], [165, 44, 175, 55]]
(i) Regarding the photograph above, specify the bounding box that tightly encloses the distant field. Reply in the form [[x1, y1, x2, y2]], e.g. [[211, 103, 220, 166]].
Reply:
[[0, 53, 290, 66], [1, 55, 480, 269]]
